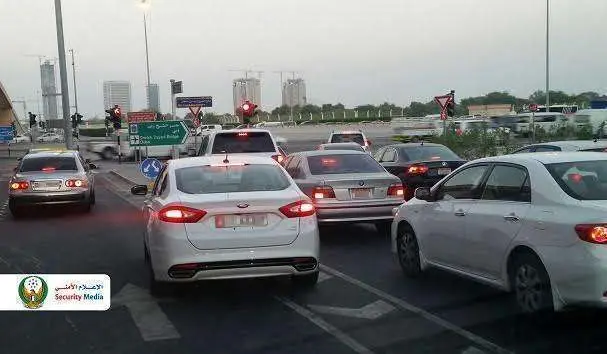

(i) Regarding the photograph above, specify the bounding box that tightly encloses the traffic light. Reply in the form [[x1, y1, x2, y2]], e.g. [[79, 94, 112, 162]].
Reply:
[[105, 105, 122, 129], [237, 100, 258, 124], [28, 112, 37, 127], [446, 90, 455, 118], [71, 114, 77, 129], [71, 113, 84, 129]]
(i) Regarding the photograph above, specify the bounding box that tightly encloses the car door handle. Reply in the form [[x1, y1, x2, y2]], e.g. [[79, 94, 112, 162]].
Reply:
[[454, 210, 466, 217], [503, 215, 520, 222]]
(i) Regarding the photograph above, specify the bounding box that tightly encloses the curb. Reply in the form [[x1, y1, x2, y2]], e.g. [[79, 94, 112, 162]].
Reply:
[[109, 170, 139, 185]]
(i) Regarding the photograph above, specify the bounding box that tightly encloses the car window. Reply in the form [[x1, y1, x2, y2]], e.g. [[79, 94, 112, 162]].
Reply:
[[545, 160, 607, 200], [175, 164, 290, 194], [582, 148, 607, 152], [534, 146, 561, 152], [152, 165, 167, 196], [481, 165, 530, 202], [373, 147, 386, 161], [307, 154, 384, 175], [438, 165, 489, 200], [323, 144, 364, 152], [512, 147, 533, 154], [399, 145, 460, 161], [199, 135, 209, 154], [211, 132, 275, 154], [20, 156, 78, 172], [329, 133, 364, 145], [381, 148, 396, 162]]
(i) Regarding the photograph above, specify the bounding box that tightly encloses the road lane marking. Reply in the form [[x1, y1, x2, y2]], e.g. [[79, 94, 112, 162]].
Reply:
[[318, 271, 333, 283], [0, 200, 8, 220], [277, 296, 375, 354], [463, 347, 487, 354], [308, 300, 395, 320], [320, 265, 513, 354], [111, 283, 180, 341]]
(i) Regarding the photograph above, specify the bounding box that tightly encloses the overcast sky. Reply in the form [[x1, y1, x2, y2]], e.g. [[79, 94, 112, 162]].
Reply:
[[1, 0, 606, 118]]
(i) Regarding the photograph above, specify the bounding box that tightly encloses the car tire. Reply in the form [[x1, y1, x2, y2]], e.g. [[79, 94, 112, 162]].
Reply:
[[145, 245, 174, 296], [292, 271, 319, 289], [90, 190, 96, 205], [396, 225, 422, 277], [510, 252, 553, 314], [8, 199, 23, 219], [101, 147, 114, 160], [375, 221, 391, 237]]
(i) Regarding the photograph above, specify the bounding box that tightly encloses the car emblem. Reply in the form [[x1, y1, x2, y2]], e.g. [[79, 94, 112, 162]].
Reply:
[[358, 180, 365, 186], [236, 203, 249, 209], [442, 162, 448, 167]]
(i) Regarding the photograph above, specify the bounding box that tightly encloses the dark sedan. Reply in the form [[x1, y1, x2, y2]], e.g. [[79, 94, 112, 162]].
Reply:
[[374, 142, 466, 200]]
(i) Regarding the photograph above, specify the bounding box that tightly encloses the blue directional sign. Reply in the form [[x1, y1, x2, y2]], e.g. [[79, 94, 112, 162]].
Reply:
[[0, 126, 14, 142], [140, 158, 163, 180], [176, 96, 213, 108]]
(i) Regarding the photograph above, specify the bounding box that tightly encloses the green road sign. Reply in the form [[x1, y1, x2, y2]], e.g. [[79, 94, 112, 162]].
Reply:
[[128, 120, 189, 146]]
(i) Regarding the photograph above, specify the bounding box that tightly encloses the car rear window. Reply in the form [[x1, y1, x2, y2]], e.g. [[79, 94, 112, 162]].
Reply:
[[307, 154, 384, 175], [175, 164, 290, 194], [20, 156, 78, 172], [545, 160, 607, 200], [322, 144, 364, 151], [399, 146, 460, 161], [211, 132, 276, 154], [329, 133, 365, 145]]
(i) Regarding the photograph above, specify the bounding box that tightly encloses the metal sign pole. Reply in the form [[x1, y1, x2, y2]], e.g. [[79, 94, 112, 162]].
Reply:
[[531, 111, 536, 144]]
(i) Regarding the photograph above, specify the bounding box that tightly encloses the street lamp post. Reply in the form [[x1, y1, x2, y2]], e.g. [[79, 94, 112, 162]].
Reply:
[[140, 0, 152, 110], [68, 49, 79, 140], [53, 0, 73, 149], [545, 0, 550, 110]]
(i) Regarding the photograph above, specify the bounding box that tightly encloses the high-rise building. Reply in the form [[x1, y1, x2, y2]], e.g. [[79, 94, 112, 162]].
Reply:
[[103, 81, 132, 113], [282, 78, 307, 107], [233, 78, 261, 113], [40, 61, 58, 121], [147, 83, 160, 112]]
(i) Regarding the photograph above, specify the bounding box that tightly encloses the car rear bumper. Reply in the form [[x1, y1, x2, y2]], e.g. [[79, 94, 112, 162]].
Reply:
[[9, 191, 88, 206], [315, 200, 403, 223]]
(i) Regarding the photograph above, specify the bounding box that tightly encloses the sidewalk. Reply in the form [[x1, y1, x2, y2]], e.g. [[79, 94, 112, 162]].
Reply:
[[107, 162, 149, 185]]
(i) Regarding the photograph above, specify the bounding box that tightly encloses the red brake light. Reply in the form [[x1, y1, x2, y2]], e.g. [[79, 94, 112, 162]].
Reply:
[[407, 164, 429, 175], [65, 179, 87, 188], [321, 158, 337, 166], [237, 132, 248, 137], [158, 205, 207, 223], [279, 200, 315, 218], [575, 224, 607, 244], [387, 183, 405, 198], [311, 186, 336, 200], [10, 181, 29, 190], [41, 167, 56, 172]]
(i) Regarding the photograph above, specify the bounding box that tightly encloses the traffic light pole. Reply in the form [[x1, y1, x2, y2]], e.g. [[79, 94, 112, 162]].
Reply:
[[53, 0, 73, 150], [69, 49, 79, 145], [170, 79, 178, 159]]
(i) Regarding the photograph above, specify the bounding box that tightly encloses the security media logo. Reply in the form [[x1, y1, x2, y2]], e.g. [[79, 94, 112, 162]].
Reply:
[[18, 276, 49, 309]]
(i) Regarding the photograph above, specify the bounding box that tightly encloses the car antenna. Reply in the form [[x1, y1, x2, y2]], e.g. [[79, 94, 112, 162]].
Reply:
[[223, 145, 229, 163], [420, 140, 424, 146]]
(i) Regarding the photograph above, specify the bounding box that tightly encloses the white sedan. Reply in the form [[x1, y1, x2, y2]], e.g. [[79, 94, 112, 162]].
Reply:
[[131, 155, 320, 294], [392, 152, 607, 314], [37, 133, 63, 143]]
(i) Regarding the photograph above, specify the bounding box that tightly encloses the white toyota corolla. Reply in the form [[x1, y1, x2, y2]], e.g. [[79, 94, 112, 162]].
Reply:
[[392, 152, 607, 313], [131, 155, 320, 294]]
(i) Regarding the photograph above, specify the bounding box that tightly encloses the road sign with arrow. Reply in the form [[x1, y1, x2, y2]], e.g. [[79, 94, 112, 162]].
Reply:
[[128, 120, 190, 147], [140, 158, 162, 180]]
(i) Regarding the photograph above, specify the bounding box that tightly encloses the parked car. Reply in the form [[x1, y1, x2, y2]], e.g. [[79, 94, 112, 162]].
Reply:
[[281, 150, 404, 235], [374, 143, 467, 200], [130, 155, 319, 294], [392, 152, 607, 314]]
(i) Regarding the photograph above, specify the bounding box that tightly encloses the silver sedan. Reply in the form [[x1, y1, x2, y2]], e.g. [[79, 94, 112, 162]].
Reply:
[[281, 150, 405, 235], [8, 150, 96, 217]]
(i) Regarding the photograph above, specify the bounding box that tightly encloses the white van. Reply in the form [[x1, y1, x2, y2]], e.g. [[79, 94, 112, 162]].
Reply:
[[514, 113, 567, 135], [571, 109, 607, 135]]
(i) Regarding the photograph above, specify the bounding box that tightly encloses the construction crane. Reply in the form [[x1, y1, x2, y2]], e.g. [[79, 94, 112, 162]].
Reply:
[[228, 69, 264, 80]]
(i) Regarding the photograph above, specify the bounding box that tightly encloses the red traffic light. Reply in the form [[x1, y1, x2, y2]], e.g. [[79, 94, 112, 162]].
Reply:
[[114, 108, 121, 117], [240, 100, 257, 118]]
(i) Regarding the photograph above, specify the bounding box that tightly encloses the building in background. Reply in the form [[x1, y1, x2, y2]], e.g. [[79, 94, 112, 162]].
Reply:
[[40, 60, 58, 122], [232, 78, 261, 113], [467, 104, 514, 116], [147, 83, 160, 112], [103, 81, 132, 113], [282, 78, 306, 107]]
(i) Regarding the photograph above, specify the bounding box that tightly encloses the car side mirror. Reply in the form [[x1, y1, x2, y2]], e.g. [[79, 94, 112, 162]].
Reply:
[[414, 187, 432, 201], [131, 185, 148, 196]]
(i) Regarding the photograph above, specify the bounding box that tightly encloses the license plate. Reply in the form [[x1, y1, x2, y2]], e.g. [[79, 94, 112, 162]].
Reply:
[[350, 188, 372, 199], [32, 180, 62, 191], [215, 214, 268, 228], [437, 168, 451, 176]]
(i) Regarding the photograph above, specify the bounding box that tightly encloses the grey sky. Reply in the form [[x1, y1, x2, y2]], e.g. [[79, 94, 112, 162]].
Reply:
[[1, 0, 606, 118]]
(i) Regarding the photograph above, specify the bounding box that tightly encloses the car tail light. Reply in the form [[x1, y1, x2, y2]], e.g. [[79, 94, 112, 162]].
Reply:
[[237, 132, 248, 137], [271, 154, 285, 164], [311, 186, 336, 199], [158, 205, 207, 223], [575, 224, 607, 244], [407, 164, 429, 175], [387, 183, 405, 198], [41, 167, 56, 172], [65, 179, 87, 188], [10, 181, 29, 190], [280, 200, 315, 218]]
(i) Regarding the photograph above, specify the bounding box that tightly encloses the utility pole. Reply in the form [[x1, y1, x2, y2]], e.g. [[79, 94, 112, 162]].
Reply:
[[53, 0, 73, 149], [68, 49, 79, 141], [545, 0, 550, 111]]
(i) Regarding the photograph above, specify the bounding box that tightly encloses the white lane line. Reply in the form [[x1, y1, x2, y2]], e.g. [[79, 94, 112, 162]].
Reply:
[[318, 271, 333, 283], [320, 265, 513, 354], [277, 296, 375, 354], [308, 300, 395, 320]]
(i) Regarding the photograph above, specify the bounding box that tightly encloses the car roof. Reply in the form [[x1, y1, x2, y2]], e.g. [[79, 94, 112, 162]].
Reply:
[[518, 140, 607, 150], [320, 142, 361, 146], [474, 151, 607, 165], [167, 155, 279, 169], [386, 142, 447, 148], [330, 130, 365, 135], [23, 150, 78, 159], [294, 150, 369, 157], [217, 128, 271, 134]]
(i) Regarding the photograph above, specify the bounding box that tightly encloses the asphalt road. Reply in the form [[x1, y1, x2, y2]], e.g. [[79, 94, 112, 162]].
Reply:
[[3, 151, 607, 354]]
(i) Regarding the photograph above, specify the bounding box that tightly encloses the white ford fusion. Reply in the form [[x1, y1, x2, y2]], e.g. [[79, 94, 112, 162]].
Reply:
[[391, 152, 607, 313], [131, 155, 320, 294]]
